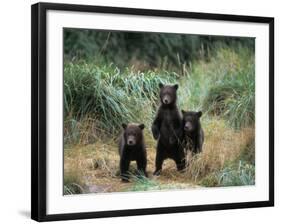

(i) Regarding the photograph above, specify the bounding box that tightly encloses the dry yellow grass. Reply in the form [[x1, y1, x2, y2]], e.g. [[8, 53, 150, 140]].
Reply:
[[185, 119, 254, 181], [64, 118, 254, 194]]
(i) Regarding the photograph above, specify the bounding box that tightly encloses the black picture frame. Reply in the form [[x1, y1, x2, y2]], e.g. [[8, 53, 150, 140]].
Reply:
[[31, 2, 274, 222]]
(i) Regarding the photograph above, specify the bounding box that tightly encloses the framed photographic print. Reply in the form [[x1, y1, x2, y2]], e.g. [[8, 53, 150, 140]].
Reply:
[[31, 2, 274, 222]]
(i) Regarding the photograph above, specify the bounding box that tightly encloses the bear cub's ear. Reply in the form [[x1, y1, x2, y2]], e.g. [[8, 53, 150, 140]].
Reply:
[[122, 123, 127, 129], [197, 111, 202, 118], [159, 83, 164, 89], [138, 124, 145, 130], [173, 84, 179, 90], [181, 109, 186, 115]]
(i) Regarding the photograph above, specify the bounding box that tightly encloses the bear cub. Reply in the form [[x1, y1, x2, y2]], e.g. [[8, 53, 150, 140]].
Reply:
[[118, 123, 147, 182], [151, 83, 186, 175], [182, 110, 204, 154]]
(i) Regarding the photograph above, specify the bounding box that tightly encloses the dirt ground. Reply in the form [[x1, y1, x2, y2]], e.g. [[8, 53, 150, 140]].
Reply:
[[64, 142, 200, 194], [64, 125, 254, 194]]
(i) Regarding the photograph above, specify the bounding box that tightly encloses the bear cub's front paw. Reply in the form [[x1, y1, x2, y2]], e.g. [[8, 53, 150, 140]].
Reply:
[[153, 170, 161, 176]]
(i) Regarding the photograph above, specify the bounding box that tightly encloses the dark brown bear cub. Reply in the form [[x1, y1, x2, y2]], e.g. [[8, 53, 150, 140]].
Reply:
[[118, 123, 147, 182], [182, 110, 204, 154], [151, 83, 186, 176]]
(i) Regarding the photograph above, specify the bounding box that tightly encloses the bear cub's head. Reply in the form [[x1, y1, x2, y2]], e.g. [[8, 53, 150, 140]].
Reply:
[[182, 110, 202, 133], [122, 123, 145, 146], [159, 83, 178, 106]]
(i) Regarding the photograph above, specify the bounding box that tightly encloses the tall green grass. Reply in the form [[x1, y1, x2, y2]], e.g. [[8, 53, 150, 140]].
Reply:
[[217, 161, 255, 186], [64, 63, 178, 144], [64, 47, 255, 145], [200, 160, 255, 187], [178, 47, 255, 129]]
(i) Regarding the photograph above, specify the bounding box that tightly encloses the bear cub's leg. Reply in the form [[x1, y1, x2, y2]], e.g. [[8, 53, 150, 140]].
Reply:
[[120, 158, 130, 182], [173, 147, 186, 172], [153, 147, 165, 176], [136, 156, 148, 177]]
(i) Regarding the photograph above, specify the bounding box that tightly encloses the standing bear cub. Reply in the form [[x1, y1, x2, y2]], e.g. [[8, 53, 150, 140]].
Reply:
[[182, 110, 204, 154], [152, 83, 186, 175], [119, 123, 147, 182]]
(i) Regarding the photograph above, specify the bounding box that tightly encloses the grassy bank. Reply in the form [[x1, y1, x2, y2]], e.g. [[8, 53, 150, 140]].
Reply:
[[63, 46, 255, 194]]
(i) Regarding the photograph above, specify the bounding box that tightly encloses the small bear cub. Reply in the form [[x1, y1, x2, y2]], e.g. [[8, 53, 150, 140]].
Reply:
[[152, 83, 186, 175], [118, 123, 147, 182], [182, 110, 204, 154]]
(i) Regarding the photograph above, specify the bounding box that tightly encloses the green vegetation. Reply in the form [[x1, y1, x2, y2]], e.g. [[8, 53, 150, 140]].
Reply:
[[200, 140, 255, 187], [64, 29, 254, 71], [64, 64, 177, 145], [64, 47, 254, 144], [128, 176, 196, 191], [63, 29, 255, 193]]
